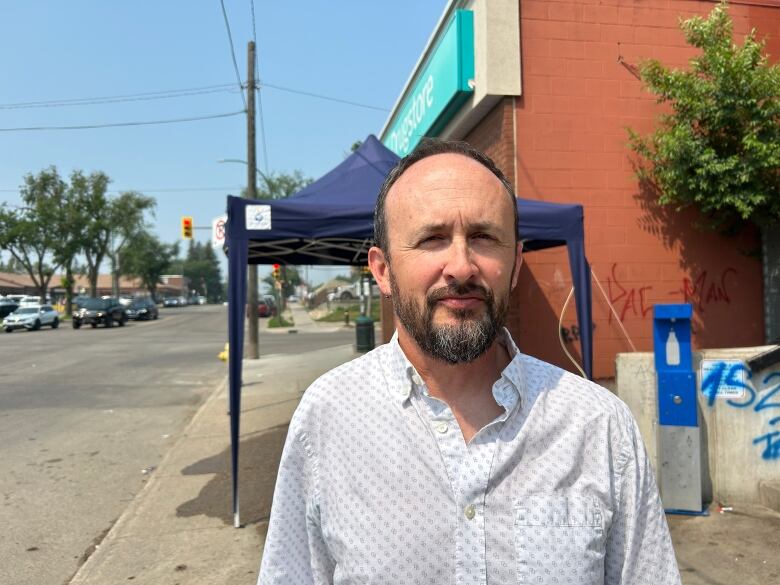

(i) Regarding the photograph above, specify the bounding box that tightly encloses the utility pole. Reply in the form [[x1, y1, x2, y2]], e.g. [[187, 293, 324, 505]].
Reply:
[[246, 41, 259, 359]]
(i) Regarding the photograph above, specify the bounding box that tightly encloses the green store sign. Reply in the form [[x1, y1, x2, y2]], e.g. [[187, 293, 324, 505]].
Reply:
[[383, 10, 474, 157]]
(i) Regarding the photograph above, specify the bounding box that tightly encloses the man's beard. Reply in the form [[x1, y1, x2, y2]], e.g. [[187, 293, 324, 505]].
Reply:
[[389, 274, 509, 364]]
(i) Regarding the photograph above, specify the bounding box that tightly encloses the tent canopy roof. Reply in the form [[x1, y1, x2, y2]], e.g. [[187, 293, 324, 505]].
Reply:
[[225, 135, 585, 266]]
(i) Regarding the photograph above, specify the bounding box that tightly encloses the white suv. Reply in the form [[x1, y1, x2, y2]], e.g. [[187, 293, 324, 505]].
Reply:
[[3, 304, 60, 332]]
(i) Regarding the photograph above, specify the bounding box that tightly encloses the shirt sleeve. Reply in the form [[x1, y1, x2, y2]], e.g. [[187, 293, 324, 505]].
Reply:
[[257, 413, 334, 585], [604, 415, 682, 585]]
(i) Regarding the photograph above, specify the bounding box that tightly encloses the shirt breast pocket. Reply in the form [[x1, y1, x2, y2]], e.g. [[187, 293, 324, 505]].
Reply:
[[514, 494, 605, 585]]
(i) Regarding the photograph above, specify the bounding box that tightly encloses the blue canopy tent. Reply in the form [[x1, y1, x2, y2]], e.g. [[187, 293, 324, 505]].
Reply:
[[224, 134, 593, 526]]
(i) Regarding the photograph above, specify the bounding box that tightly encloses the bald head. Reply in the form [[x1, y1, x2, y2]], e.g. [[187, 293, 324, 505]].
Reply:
[[374, 139, 519, 258]]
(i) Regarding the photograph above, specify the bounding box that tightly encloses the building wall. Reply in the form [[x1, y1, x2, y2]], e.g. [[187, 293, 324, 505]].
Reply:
[[501, 0, 778, 378]]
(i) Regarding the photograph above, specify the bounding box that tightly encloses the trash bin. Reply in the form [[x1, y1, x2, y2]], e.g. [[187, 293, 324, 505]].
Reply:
[[355, 315, 375, 352]]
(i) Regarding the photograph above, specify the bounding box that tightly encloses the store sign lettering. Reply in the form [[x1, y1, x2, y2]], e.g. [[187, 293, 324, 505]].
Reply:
[[386, 75, 434, 156]]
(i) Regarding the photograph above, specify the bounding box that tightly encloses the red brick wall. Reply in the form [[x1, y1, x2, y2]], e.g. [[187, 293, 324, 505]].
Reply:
[[464, 97, 516, 180], [505, 0, 778, 378]]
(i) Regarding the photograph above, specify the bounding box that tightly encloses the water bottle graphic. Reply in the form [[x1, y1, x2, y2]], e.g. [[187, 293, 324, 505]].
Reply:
[[666, 328, 680, 366]]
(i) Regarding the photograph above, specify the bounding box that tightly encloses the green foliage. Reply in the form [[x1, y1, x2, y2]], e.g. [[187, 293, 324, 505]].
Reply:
[[268, 314, 294, 328], [75, 174, 154, 296], [181, 241, 223, 303], [241, 170, 313, 200], [261, 264, 305, 297], [628, 1, 780, 231], [0, 254, 27, 273], [120, 231, 178, 301], [0, 167, 68, 299]]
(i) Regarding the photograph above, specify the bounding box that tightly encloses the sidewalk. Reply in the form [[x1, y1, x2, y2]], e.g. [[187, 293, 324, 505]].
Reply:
[[68, 343, 357, 585], [67, 339, 780, 584], [261, 302, 347, 334]]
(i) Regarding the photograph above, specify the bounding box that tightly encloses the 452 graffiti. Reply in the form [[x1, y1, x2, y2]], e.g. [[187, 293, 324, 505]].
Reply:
[[701, 361, 780, 461]]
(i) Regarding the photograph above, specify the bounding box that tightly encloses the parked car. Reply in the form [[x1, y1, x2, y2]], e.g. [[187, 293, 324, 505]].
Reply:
[[263, 295, 278, 316], [0, 298, 19, 319], [327, 284, 358, 302], [163, 297, 180, 307], [3, 304, 60, 332], [257, 300, 272, 318], [125, 298, 159, 321], [72, 297, 127, 329]]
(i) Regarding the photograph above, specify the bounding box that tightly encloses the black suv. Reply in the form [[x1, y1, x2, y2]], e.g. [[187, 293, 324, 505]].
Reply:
[[126, 298, 159, 321], [72, 297, 128, 329], [0, 299, 19, 319]]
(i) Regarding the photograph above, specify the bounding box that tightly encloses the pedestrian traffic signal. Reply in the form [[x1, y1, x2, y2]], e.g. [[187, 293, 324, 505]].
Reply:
[[181, 216, 193, 239], [272, 263, 281, 280]]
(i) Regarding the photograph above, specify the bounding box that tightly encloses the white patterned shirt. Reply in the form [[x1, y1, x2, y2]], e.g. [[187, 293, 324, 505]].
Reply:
[[257, 330, 680, 585]]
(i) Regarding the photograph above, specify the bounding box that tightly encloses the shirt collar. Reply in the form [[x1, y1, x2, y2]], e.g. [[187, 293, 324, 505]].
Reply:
[[384, 328, 526, 408]]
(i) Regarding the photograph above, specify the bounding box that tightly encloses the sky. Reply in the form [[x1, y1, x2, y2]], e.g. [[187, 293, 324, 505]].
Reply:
[[0, 0, 449, 288]]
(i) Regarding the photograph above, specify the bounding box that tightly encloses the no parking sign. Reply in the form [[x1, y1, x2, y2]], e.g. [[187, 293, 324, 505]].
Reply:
[[212, 215, 227, 248]]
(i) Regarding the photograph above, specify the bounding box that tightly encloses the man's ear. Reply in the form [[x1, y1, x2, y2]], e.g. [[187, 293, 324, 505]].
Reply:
[[510, 241, 523, 290], [368, 246, 391, 296]]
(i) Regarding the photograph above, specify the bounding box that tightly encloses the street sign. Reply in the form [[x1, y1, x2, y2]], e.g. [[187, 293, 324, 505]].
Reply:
[[212, 214, 227, 248]]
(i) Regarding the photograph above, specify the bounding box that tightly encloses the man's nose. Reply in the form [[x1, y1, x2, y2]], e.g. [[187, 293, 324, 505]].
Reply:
[[442, 239, 478, 283]]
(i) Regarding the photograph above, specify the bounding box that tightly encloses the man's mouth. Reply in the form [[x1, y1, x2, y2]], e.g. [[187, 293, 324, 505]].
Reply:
[[436, 296, 484, 310]]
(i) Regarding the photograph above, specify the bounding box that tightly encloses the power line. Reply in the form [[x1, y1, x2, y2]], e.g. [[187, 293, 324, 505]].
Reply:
[[0, 83, 237, 110], [219, 0, 248, 111], [261, 82, 390, 112], [0, 80, 388, 114], [0, 110, 245, 132]]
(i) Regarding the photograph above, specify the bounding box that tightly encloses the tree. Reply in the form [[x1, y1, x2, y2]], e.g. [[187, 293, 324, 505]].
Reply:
[[120, 232, 178, 301], [56, 171, 95, 316], [262, 265, 304, 298], [181, 241, 223, 303], [241, 170, 313, 200], [628, 1, 780, 233], [105, 191, 156, 296], [0, 254, 26, 273], [0, 167, 68, 302], [76, 169, 154, 297]]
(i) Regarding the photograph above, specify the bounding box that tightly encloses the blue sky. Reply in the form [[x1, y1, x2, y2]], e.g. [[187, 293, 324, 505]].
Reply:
[[0, 0, 448, 286]]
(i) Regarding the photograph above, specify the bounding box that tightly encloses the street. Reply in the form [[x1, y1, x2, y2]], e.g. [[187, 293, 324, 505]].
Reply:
[[0, 304, 354, 585]]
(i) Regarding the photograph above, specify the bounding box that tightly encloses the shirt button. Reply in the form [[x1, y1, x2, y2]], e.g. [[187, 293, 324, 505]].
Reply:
[[435, 422, 448, 434], [464, 504, 476, 520]]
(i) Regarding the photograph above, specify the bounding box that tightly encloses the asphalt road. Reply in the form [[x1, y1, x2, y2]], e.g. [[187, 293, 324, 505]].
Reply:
[[0, 304, 355, 585]]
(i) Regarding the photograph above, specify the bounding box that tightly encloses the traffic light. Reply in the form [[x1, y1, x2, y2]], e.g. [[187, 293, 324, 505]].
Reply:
[[272, 263, 281, 280], [181, 216, 193, 239]]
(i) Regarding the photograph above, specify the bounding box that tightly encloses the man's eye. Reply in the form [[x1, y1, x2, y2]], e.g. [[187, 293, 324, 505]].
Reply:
[[473, 233, 495, 241], [420, 235, 444, 244]]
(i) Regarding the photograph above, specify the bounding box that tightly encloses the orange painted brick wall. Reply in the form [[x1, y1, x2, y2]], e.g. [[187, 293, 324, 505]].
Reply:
[[501, 0, 778, 378]]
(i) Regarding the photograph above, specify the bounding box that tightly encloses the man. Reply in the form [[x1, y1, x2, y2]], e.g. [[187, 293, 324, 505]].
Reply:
[[258, 140, 680, 585]]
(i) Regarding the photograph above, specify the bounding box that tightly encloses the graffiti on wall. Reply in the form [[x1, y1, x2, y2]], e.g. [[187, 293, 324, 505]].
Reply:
[[673, 268, 737, 314], [560, 323, 596, 344], [605, 263, 737, 323], [606, 263, 652, 323], [701, 361, 780, 461]]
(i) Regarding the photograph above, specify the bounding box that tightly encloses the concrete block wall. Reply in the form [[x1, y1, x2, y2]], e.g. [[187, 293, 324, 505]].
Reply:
[[616, 347, 780, 506], [506, 0, 780, 378]]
